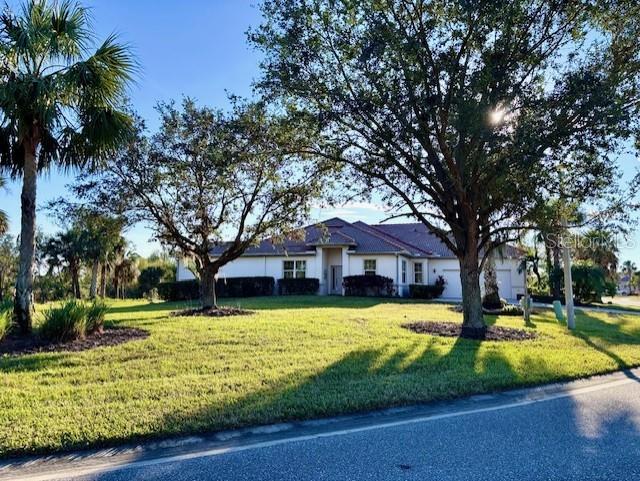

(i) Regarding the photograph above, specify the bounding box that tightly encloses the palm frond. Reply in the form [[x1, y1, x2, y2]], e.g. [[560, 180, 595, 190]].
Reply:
[[49, 0, 92, 61], [63, 34, 136, 106], [59, 106, 133, 168]]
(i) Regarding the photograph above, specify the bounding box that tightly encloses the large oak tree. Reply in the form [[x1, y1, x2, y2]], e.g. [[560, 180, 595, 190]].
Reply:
[[252, 0, 640, 336], [76, 99, 328, 308]]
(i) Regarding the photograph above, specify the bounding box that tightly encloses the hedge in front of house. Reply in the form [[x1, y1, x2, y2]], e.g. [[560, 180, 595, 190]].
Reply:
[[158, 277, 275, 301], [278, 278, 320, 295], [218, 277, 275, 298], [409, 283, 445, 300], [158, 280, 200, 301], [343, 275, 394, 297]]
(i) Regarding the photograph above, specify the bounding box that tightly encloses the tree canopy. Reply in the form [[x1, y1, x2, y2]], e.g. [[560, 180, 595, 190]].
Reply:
[[252, 0, 640, 333], [75, 99, 329, 308]]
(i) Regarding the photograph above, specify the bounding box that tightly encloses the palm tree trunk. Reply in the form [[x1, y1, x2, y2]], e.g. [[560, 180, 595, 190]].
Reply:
[[90, 259, 99, 299], [14, 148, 38, 335], [100, 262, 107, 298]]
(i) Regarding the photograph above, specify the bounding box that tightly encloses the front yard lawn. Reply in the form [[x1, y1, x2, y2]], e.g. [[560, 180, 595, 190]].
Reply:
[[2, 296, 640, 457]]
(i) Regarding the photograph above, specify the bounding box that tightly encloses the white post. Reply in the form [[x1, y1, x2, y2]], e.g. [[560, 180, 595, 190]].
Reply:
[[562, 219, 575, 330]]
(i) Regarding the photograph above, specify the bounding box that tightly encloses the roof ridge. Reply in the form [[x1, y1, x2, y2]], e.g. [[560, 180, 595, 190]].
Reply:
[[350, 221, 428, 255], [363, 222, 434, 256]]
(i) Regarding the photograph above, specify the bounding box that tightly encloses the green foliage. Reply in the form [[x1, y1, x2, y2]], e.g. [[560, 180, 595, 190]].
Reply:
[[0, 0, 136, 171], [34, 273, 71, 303], [343, 275, 394, 297], [0, 234, 18, 300], [86, 300, 108, 334], [138, 265, 174, 296], [0, 300, 12, 341], [158, 280, 200, 302], [0, 178, 8, 235], [409, 283, 445, 300], [252, 0, 640, 327], [158, 277, 276, 302], [39, 299, 107, 342], [40, 300, 89, 343], [277, 278, 319, 295], [572, 264, 609, 304], [71, 99, 328, 307]]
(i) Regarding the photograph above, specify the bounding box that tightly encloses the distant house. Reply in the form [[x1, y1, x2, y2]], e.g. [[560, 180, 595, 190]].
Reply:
[[618, 274, 633, 295], [177, 217, 525, 300]]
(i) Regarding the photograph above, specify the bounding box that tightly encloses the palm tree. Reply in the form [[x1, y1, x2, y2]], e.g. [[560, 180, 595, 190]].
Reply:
[[0, 177, 8, 235], [0, 1, 136, 334], [622, 260, 637, 277]]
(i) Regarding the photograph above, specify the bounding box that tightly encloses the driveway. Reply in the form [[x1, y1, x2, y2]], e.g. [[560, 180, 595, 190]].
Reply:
[[4, 369, 640, 481]]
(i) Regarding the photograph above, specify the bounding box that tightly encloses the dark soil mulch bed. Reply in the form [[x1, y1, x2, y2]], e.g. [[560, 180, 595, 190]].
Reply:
[[402, 321, 538, 341], [174, 306, 254, 318], [0, 327, 149, 357]]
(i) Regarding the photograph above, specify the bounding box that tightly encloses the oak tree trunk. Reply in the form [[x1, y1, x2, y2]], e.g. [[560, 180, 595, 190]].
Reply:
[[201, 265, 218, 310], [459, 248, 486, 338], [14, 148, 38, 335]]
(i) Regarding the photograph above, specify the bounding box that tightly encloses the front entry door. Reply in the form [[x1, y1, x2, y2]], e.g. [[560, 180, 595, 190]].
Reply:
[[331, 265, 343, 295]]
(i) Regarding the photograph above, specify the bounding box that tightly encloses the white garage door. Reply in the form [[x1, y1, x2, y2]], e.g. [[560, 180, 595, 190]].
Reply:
[[497, 269, 513, 300], [441, 269, 463, 299]]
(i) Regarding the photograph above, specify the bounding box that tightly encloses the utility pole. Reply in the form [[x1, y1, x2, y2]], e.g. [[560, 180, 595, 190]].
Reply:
[[562, 218, 575, 330]]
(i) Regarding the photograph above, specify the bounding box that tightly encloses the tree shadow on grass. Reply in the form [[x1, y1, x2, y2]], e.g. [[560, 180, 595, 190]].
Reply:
[[157, 333, 532, 442], [571, 311, 640, 382]]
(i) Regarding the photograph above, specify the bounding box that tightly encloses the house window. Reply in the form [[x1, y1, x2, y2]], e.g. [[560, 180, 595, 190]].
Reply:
[[295, 260, 307, 278], [364, 259, 377, 276], [402, 260, 407, 284], [414, 263, 423, 284], [284, 260, 306, 279]]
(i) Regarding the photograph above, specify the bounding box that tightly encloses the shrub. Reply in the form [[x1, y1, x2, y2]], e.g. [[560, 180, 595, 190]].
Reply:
[[0, 301, 12, 342], [278, 278, 319, 295], [86, 300, 108, 334], [158, 277, 275, 302], [138, 265, 174, 297], [217, 277, 275, 298], [409, 283, 445, 300], [145, 288, 160, 302], [572, 264, 608, 304], [343, 275, 394, 297], [40, 300, 88, 343], [158, 280, 200, 301]]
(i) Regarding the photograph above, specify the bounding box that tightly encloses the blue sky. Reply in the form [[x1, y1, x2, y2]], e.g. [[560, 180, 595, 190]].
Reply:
[[1, 1, 639, 265]]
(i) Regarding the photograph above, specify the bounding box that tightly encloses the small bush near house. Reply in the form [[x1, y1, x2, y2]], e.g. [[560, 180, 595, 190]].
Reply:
[[343, 275, 394, 297], [40, 300, 89, 343], [410, 277, 446, 300], [158, 277, 275, 302], [278, 278, 319, 295]]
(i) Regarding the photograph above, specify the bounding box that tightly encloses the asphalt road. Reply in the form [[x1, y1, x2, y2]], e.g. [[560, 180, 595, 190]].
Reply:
[[6, 371, 640, 481]]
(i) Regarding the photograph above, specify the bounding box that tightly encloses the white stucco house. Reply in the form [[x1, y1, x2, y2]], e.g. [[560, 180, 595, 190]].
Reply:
[[176, 217, 525, 300]]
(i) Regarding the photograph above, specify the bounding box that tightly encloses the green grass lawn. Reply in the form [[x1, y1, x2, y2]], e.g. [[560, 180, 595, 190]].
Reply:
[[2, 296, 640, 457]]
